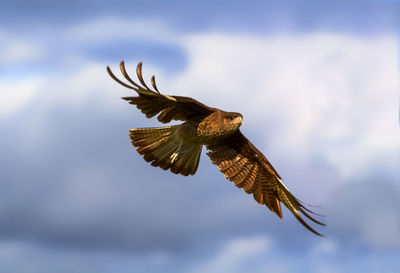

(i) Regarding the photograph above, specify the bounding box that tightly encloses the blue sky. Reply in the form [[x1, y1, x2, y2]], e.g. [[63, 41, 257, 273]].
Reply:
[[1, 0, 400, 272]]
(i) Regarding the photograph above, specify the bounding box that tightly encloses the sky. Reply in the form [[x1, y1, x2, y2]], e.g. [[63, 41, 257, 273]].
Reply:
[[1, 0, 400, 272]]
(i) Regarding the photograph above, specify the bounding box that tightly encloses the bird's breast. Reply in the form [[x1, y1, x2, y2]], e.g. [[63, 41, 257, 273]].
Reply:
[[174, 119, 234, 145]]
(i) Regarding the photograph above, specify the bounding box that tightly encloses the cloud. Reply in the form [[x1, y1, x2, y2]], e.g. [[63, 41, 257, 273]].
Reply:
[[64, 17, 180, 45], [0, 76, 42, 119], [191, 235, 271, 273], [2, 1, 400, 36], [175, 32, 400, 181], [328, 178, 400, 250], [0, 30, 44, 66], [0, 239, 178, 273], [1, 17, 400, 273], [4, 20, 400, 182], [0, 29, 46, 119]]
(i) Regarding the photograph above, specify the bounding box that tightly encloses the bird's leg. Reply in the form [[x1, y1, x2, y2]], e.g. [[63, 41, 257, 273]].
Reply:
[[170, 139, 184, 163], [170, 139, 194, 163]]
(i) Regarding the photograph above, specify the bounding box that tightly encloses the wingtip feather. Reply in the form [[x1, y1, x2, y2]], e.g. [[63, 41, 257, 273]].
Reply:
[[293, 209, 324, 236], [276, 199, 282, 218]]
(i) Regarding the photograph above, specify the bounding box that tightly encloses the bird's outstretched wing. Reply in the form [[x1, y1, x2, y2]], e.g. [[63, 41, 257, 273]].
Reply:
[[206, 130, 325, 236], [107, 61, 216, 123]]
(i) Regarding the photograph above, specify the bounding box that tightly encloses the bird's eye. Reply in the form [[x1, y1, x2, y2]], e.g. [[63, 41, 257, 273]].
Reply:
[[228, 116, 234, 121]]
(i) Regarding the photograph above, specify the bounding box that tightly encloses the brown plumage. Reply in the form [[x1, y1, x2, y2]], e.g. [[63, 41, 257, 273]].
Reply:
[[107, 61, 326, 236]]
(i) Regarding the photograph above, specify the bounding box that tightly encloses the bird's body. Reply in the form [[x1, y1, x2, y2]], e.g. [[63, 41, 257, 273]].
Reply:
[[185, 110, 244, 142], [107, 61, 325, 236]]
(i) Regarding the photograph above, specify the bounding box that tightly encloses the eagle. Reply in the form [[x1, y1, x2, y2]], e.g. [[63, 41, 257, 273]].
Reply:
[[107, 61, 325, 236]]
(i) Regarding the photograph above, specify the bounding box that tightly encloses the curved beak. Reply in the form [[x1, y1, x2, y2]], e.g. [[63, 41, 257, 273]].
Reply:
[[236, 117, 244, 126]]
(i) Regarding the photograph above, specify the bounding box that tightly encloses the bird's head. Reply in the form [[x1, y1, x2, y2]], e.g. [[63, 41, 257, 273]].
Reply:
[[223, 112, 244, 130]]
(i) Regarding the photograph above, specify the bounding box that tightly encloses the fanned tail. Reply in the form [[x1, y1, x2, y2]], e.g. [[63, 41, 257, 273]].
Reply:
[[129, 126, 202, 176]]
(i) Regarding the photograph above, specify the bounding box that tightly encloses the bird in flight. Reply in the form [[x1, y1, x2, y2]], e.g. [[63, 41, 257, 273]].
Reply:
[[107, 61, 325, 236]]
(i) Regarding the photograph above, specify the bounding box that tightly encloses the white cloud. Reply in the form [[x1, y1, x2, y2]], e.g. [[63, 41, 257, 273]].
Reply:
[[312, 238, 338, 256], [0, 30, 44, 64], [328, 180, 400, 250], [0, 240, 91, 273], [363, 209, 400, 249], [2, 59, 165, 119], [2, 18, 398, 215], [0, 76, 42, 119], [64, 17, 181, 45], [3, 17, 400, 241], [0, 29, 44, 119], [191, 235, 271, 273], [172, 32, 400, 180], [1, 18, 400, 273], [32, 61, 127, 112], [7, 23, 399, 183]]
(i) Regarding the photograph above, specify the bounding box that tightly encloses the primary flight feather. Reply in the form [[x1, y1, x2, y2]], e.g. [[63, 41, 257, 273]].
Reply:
[[107, 61, 325, 236]]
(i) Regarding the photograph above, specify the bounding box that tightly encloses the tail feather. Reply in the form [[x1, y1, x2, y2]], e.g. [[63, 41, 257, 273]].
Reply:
[[129, 126, 202, 176], [170, 145, 202, 176], [182, 146, 202, 175], [137, 138, 168, 157], [169, 154, 186, 174], [152, 140, 180, 169]]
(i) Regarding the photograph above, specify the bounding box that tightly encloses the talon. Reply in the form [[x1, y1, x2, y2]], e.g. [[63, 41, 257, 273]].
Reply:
[[170, 139, 184, 163], [170, 152, 179, 163]]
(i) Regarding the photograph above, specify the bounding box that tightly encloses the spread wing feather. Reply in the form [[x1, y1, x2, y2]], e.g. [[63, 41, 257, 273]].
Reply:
[[206, 130, 325, 236], [107, 61, 216, 123]]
